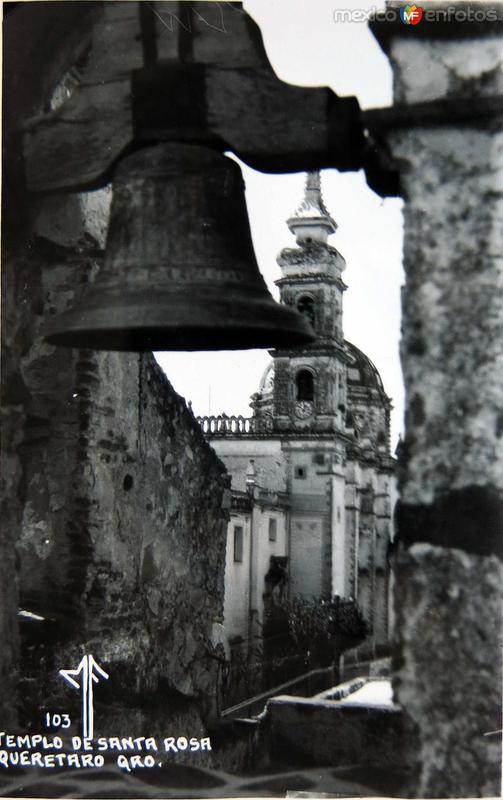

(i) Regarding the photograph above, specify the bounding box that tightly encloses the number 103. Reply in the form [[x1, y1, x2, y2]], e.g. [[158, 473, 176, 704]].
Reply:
[[45, 713, 71, 728]]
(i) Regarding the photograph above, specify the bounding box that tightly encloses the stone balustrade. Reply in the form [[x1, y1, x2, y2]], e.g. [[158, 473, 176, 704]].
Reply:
[[197, 414, 257, 436]]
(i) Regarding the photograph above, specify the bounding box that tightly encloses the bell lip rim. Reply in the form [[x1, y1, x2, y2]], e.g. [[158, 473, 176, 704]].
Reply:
[[44, 309, 315, 352], [44, 326, 316, 352], [44, 286, 316, 351]]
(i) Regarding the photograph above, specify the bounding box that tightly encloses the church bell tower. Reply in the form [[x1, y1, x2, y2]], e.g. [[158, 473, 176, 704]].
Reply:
[[207, 171, 396, 616], [272, 172, 348, 434]]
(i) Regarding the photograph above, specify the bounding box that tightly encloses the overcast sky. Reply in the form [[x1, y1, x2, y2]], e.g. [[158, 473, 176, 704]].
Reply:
[[156, 0, 405, 447]]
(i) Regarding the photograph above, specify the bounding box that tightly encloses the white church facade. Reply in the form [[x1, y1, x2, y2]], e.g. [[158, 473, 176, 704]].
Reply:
[[199, 173, 397, 663]]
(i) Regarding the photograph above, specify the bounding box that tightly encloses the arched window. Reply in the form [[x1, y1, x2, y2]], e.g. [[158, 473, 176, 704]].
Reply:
[[296, 370, 314, 401], [297, 295, 315, 329]]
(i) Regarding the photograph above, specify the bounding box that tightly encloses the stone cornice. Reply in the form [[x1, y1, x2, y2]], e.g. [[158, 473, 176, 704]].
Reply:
[[276, 274, 348, 292], [271, 343, 349, 359]]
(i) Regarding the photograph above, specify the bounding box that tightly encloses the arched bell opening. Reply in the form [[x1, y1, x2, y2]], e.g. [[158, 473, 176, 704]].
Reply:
[[296, 294, 316, 331], [296, 369, 314, 402]]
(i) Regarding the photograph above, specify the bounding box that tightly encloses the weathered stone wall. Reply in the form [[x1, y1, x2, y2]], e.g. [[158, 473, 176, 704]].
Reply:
[[11, 224, 229, 735], [371, 6, 503, 796], [265, 692, 415, 781]]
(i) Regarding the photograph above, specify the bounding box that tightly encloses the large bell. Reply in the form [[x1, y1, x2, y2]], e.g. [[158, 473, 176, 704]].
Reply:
[[45, 143, 315, 351]]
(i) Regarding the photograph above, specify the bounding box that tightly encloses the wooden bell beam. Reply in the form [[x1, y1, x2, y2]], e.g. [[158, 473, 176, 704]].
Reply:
[[22, 1, 401, 198]]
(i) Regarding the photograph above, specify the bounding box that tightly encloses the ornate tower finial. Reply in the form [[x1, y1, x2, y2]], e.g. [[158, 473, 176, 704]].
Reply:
[[305, 171, 320, 191], [287, 170, 337, 244]]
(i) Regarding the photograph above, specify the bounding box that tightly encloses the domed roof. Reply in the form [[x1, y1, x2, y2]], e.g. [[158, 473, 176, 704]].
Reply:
[[255, 341, 386, 399], [345, 341, 385, 393]]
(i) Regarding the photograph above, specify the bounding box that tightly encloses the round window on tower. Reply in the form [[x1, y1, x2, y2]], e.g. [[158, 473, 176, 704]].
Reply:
[[297, 295, 315, 330]]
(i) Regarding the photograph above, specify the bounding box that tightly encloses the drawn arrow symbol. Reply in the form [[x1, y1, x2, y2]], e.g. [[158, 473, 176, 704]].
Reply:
[[60, 654, 109, 739]]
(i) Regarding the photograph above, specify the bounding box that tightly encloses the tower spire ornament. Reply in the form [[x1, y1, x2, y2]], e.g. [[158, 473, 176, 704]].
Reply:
[[287, 170, 337, 244], [306, 171, 320, 191]]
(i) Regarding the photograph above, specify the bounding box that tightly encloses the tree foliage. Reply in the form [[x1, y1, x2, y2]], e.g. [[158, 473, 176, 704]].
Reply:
[[269, 596, 368, 665]]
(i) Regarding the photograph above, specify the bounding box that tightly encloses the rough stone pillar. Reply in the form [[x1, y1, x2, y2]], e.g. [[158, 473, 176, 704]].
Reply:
[[371, 6, 503, 797]]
